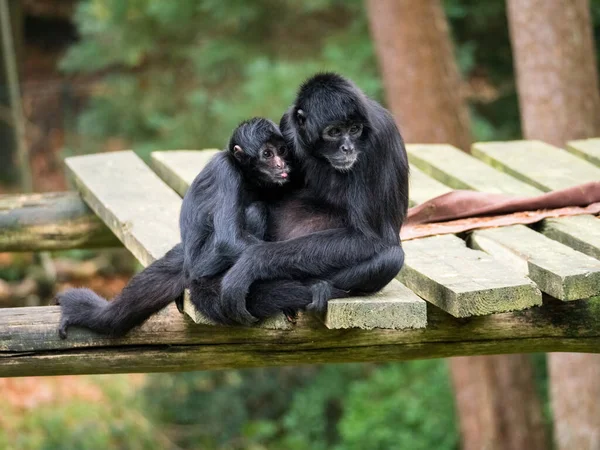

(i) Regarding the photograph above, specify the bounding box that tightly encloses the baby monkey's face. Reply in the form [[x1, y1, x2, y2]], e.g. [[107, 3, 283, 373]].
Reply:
[[253, 137, 291, 185]]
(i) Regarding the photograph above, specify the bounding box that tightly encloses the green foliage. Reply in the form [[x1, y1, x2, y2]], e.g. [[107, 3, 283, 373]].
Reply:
[[62, 0, 379, 159], [143, 362, 458, 450]]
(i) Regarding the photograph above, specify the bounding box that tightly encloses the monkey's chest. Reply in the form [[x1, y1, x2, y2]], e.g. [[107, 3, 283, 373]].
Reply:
[[269, 197, 346, 241]]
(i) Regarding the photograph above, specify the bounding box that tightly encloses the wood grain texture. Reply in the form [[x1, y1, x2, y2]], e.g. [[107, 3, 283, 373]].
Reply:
[[65, 151, 182, 267], [2, 296, 599, 377], [399, 235, 542, 317], [472, 225, 600, 300]]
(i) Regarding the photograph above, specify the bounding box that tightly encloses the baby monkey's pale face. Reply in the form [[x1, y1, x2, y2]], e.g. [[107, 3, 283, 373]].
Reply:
[[256, 139, 291, 185]]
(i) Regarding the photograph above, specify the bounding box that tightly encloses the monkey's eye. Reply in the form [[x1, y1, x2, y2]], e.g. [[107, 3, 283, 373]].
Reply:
[[263, 149, 274, 158], [349, 124, 362, 134], [327, 127, 342, 138], [279, 146, 287, 155]]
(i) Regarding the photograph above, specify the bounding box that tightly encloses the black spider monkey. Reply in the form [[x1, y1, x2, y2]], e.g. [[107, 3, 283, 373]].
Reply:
[[56, 118, 311, 337], [218, 72, 410, 325]]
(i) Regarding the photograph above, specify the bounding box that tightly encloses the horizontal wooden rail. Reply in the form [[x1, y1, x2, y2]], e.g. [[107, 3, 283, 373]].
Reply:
[[0, 192, 121, 251], [1, 297, 599, 378]]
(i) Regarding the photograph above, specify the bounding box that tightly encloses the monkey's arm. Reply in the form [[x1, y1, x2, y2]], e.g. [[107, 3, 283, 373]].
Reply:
[[220, 228, 392, 324]]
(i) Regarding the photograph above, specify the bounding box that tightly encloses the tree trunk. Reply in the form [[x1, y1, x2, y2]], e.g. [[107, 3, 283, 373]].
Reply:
[[507, 1, 600, 449], [0, 0, 22, 185], [365, 0, 471, 151], [507, 0, 600, 147], [366, 2, 549, 449], [450, 356, 549, 450]]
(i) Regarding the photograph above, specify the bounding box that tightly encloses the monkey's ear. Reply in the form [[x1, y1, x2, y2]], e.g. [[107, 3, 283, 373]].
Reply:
[[233, 145, 244, 155], [296, 109, 306, 127]]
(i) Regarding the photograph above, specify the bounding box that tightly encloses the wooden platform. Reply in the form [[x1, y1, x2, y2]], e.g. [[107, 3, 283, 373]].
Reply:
[[1, 138, 600, 377]]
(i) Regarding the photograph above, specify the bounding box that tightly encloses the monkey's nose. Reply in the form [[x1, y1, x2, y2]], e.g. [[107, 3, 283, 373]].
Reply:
[[341, 145, 350, 153]]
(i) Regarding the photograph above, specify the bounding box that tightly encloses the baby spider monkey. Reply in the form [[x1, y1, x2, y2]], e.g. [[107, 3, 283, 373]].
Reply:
[[57, 118, 312, 337]]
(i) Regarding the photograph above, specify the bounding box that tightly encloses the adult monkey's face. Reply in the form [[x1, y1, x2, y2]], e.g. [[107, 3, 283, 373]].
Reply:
[[295, 107, 366, 172]]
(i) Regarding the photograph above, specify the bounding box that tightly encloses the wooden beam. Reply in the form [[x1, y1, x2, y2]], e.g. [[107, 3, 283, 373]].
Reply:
[[2, 296, 599, 377], [0, 191, 120, 251]]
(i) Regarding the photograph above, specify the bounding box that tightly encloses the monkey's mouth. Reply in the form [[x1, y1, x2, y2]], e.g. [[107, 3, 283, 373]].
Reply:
[[328, 155, 358, 172]]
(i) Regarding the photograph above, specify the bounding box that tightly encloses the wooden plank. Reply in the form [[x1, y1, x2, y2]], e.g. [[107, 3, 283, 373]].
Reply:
[[398, 235, 542, 317], [151, 149, 220, 196], [471, 225, 600, 301], [65, 151, 182, 267], [0, 191, 120, 251], [407, 144, 542, 196], [325, 279, 427, 330], [403, 162, 542, 317], [470, 140, 600, 259], [408, 164, 453, 206], [471, 140, 600, 191], [151, 150, 428, 330], [5, 293, 598, 377], [403, 143, 600, 300], [566, 138, 600, 167], [540, 216, 600, 260]]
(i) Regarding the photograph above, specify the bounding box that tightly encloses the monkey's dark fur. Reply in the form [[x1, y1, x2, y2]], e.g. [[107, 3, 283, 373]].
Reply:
[[57, 118, 308, 336], [222, 72, 410, 324], [57, 72, 410, 334]]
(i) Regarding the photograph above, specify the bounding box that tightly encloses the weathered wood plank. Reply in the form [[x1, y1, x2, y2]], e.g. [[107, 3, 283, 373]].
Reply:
[[65, 151, 182, 267], [150, 150, 428, 330], [325, 279, 427, 330], [471, 140, 600, 191], [471, 225, 600, 300], [0, 191, 120, 251], [407, 144, 542, 196], [540, 215, 600, 260], [403, 163, 543, 317], [403, 144, 600, 305], [2, 296, 599, 377], [398, 235, 542, 317], [470, 140, 600, 259], [151, 149, 220, 196], [408, 164, 453, 206], [566, 138, 600, 167]]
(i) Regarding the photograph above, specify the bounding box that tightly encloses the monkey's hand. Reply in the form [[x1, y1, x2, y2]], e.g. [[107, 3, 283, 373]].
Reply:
[[306, 280, 332, 314], [220, 254, 259, 325]]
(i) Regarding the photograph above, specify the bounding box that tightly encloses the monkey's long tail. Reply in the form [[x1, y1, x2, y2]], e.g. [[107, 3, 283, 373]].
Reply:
[[57, 244, 185, 338]]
